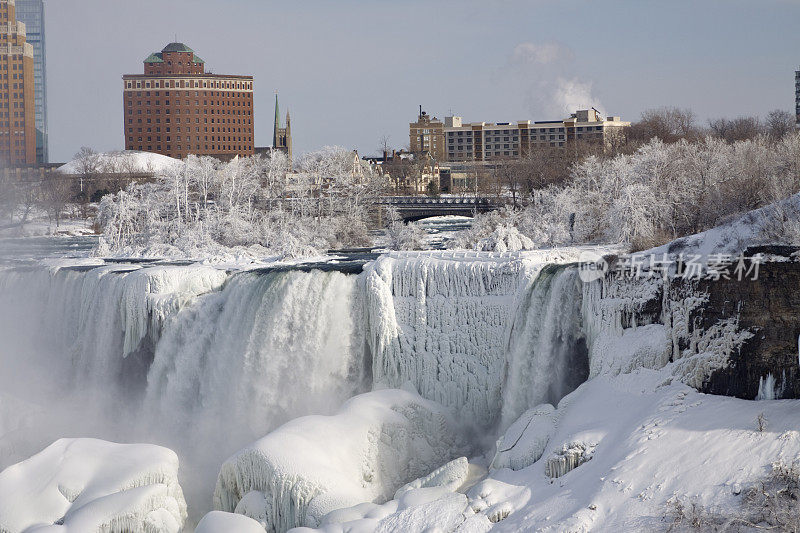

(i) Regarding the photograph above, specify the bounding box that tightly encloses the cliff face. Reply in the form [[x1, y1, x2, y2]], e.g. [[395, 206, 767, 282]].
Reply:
[[699, 259, 800, 399], [589, 248, 800, 400]]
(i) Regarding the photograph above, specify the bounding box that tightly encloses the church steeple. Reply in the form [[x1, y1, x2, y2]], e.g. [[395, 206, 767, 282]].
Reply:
[[272, 92, 292, 167], [273, 92, 281, 147]]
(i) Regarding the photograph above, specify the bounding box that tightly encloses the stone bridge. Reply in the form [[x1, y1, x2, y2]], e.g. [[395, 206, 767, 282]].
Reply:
[[378, 196, 503, 221]]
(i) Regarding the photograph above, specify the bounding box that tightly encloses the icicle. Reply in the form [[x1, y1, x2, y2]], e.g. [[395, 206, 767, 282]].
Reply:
[[756, 373, 776, 401]]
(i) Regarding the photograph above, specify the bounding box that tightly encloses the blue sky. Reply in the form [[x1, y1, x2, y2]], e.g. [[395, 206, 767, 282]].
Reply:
[[46, 0, 800, 162]]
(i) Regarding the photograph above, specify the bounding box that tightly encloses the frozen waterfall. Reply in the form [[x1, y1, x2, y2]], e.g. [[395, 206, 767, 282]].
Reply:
[[0, 250, 599, 523], [500, 264, 588, 430]]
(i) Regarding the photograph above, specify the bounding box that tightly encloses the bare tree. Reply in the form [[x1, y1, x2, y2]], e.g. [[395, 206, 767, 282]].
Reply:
[[377, 135, 392, 160], [765, 109, 795, 141], [708, 116, 763, 143], [628, 107, 698, 144], [39, 174, 75, 228]]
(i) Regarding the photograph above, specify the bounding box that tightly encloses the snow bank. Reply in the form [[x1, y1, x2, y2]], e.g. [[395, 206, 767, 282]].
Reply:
[[0, 438, 186, 533], [213, 388, 470, 532], [57, 150, 181, 176], [484, 371, 800, 532]]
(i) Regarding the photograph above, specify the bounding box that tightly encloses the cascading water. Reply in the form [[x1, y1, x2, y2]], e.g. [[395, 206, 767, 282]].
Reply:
[[142, 268, 369, 511], [500, 264, 588, 430], [0, 263, 369, 522]]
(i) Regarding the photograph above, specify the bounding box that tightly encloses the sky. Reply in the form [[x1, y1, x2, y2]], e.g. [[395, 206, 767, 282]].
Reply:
[[45, 0, 800, 163]]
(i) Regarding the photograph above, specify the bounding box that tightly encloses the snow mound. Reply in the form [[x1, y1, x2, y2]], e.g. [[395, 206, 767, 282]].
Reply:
[[213, 388, 470, 532], [293, 458, 516, 533], [195, 511, 266, 533], [392, 456, 469, 499], [0, 438, 186, 533], [57, 150, 181, 175]]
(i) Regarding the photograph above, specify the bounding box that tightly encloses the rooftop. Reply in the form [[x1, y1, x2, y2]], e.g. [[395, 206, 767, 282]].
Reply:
[[161, 42, 193, 53]]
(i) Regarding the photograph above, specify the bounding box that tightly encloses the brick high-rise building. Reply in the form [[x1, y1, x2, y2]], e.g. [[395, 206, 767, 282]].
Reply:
[[123, 43, 254, 160], [0, 0, 36, 167], [15, 0, 45, 164]]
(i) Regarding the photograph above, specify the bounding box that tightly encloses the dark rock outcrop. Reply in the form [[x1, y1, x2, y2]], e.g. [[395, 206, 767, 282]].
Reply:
[[699, 261, 800, 399]]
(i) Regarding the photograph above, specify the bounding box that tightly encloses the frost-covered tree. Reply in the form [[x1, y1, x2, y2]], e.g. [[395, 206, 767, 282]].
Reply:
[[96, 148, 387, 259], [453, 132, 800, 251]]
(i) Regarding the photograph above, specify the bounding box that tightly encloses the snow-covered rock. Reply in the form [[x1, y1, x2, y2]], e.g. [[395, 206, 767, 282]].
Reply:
[[195, 511, 266, 533], [0, 438, 186, 533], [292, 458, 510, 533], [213, 388, 470, 532], [492, 404, 557, 472]]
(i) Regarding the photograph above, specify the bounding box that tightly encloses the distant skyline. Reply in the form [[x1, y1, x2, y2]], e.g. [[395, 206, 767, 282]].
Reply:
[[45, 0, 800, 163]]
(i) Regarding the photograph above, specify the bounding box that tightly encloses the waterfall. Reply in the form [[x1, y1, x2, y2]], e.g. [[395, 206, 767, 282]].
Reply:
[[500, 264, 588, 430], [0, 263, 368, 521], [0, 264, 227, 404]]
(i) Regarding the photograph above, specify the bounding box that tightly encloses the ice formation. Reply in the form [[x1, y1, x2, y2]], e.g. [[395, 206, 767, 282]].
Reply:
[[213, 388, 470, 532], [0, 438, 186, 533], [543, 441, 596, 479], [756, 373, 777, 400], [581, 270, 755, 389]]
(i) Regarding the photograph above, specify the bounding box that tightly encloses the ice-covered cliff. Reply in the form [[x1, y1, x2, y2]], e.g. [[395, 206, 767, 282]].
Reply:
[[363, 250, 590, 431]]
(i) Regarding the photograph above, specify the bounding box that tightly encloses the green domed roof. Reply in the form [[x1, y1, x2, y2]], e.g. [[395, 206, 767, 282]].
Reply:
[[161, 42, 194, 53], [144, 53, 164, 64]]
